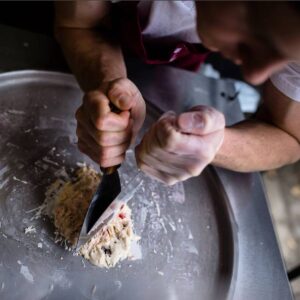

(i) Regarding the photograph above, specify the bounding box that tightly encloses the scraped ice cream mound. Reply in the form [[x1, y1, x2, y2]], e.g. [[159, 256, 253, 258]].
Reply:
[[45, 165, 139, 268], [79, 203, 138, 268]]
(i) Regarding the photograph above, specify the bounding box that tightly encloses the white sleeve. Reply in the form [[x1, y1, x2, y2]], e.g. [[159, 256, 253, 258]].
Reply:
[[270, 62, 300, 102]]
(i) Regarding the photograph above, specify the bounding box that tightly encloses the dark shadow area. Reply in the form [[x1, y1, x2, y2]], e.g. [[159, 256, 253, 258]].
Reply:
[[0, 1, 54, 36]]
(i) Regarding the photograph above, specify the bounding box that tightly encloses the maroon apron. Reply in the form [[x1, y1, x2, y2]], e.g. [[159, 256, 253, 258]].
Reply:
[[111, 2, 209, 72]]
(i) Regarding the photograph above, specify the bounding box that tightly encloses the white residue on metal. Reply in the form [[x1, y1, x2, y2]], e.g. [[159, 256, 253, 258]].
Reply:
[[24, 225, 36, 234], [7, 109, 25, 115], [42, 157, 60, 167], [163, 216, 176, 232], [155, 201, 161, 217], [157, 271, 164, 276], [168, 239, 174, 253], [130, 240, 142, 260], [12, 176, 29, 185], [49, 147, 56, 155], [76, 162, 86, 168], [0, 177, 10, 189], [0, 165, 9, 178], [2, 234, 7, 239], [54, 167, 69, 180], [187, 229, 194, 240], [166, 184, 185, 204], [114, 280, 122, 290], [91, 285, 97, 297], [5, 142, 19, 149], [24, 128, 31, 133], [50, 117, 65, 122], [158, 218, 168, 234], [81, 259, 86, 268], [50, 270, 71, 289], [25, 205, 43, 214], [183, 242, 199, 256], [1, 282, 4, 290], [139, 207, 148, 227], [20, 265, 34, 283], [37, 242, 43, 248]]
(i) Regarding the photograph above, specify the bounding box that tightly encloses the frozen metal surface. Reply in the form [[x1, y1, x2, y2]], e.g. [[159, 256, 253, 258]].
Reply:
[[0, 71, 237, 300]]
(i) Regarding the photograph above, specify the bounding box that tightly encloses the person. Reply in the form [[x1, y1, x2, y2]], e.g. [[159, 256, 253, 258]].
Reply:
[[54, 1, 300, 185]]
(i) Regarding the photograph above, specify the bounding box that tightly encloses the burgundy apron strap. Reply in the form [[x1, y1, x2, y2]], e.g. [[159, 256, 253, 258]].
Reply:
[[111, 2, 209, 71]]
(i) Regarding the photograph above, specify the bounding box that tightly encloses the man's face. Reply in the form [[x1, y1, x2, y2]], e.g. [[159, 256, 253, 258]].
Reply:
[[196, 2, 300, 85]]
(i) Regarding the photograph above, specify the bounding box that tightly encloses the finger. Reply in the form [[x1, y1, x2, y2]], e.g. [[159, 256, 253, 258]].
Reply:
[[108, 79, 146, 137], [139, 126, 207, 177], [154, 114, 184, 153], [77, 134, 128, 168], [83, 90, 110, 125], [108, 78, 140, 110], [94, 122, 132, 147], [155, 119, 222, 158], [158, 110, 176, 121], [100, 154, 126, 168], [77, 124, 130, 158], [136, 156, 177, 186], [77, 113, 132, 148], [177, 105, 225, 135], [83, 91, 130, 131], [135, 141, 182, 176]]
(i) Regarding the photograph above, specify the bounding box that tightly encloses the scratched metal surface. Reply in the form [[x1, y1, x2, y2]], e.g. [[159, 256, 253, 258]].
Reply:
[[0, 71, 238, 300]]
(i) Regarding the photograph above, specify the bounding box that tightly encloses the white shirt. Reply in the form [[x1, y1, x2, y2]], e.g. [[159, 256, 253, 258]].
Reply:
[[270, 63, 300, 102]]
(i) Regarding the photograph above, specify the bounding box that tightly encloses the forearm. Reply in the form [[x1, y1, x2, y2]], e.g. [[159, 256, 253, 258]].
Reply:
[[55, 27, 126, 92], [213, 120, 300, 172]]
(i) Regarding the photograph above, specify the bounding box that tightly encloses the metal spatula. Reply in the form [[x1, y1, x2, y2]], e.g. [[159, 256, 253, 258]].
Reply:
[[76, 168, 143, 251], [75, 165, 121, 250]]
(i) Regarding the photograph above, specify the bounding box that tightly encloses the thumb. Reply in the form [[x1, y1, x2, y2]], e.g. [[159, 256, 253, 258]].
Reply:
[[107, 78, 137, 111], [177, 106, 225, 135]]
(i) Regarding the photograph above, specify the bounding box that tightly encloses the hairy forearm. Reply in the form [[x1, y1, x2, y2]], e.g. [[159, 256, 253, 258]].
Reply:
[[55, 27, 126, 92], [213, 120, 300, 172]]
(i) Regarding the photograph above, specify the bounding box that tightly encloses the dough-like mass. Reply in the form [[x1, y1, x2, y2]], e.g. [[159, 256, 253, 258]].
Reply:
[[46, 165, 139, 268]]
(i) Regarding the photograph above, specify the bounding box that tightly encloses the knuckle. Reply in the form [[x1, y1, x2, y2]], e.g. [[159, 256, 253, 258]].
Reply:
[[109, 78, 127, 94], [99, 148, 108, 160], [85, 90, 100, 101], [95, 116, 107, 131], [199, 149, 214, 162], [99, 156, 113, 167], [164, 132, 178, 152], [218, 113, 226, 128], [195, 142, 215, 162], [96, 132, 108, 146], [158, 120, 178, 152], [186, 164, 202, 177], [164, 177, 177, 186]]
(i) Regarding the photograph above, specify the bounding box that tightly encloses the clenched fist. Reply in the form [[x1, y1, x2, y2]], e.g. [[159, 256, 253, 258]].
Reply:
[[135, 106, 225, 185], [76, 78, 146, 167]]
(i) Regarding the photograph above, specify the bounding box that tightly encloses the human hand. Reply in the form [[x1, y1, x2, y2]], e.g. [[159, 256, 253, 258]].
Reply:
[[135, 105, 225, 185], [76, 78, 146, 167]]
